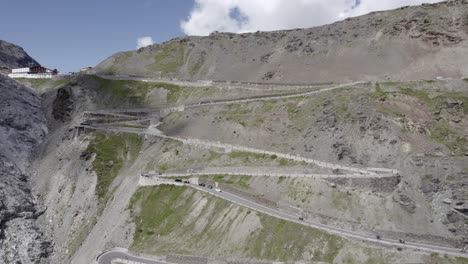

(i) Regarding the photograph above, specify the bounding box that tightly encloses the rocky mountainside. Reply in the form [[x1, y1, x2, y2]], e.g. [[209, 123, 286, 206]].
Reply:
[[0, 40, 40, 71], [0, 76, 50, 262], [0, 1, 467, 264], [94, 0, 468, 83]]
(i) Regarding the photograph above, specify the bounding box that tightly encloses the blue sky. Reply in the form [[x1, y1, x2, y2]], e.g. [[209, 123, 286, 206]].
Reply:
[[1, 0, 193, 72]]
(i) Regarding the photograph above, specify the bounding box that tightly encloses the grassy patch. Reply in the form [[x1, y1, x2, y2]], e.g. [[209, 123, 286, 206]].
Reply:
[[15, 77, 69, 93], [277, 176, 286, 184], [152, 43, 185, 75], [246, 214, 343, 262], [228, 151, 277, 162], [428, 254, 468, 264], [130, 185, 190, 246], [371, 83, 390, 99], [129, 185, 345, 262], [332, 191, 352, 211], [223, 104, 252, 124], [66, 216, 97, 257], [157, 163, 172, 172], [200, 175, 251, 189], [400, 88, 468, 113], [86, 132, 143, 200], [91, 75, 182, 106], [188, 51, 206, 76], [430, 122, 468, 155], [279, 158, 288, 166], [287, 103, 300, 119]]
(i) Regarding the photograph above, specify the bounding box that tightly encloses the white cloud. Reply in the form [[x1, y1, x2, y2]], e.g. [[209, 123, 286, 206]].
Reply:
[[181, 0, 444, 36], [136, 36, 154, 49]]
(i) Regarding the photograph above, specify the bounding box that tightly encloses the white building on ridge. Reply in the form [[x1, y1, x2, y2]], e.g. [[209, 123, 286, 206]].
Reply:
[[8, 66, 58, 79]]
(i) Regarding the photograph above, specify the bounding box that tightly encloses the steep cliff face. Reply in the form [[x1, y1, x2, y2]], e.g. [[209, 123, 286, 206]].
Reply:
[[94, 0, 468, 83], [0, 75, 50, 263], [0, 40, 40, 70]]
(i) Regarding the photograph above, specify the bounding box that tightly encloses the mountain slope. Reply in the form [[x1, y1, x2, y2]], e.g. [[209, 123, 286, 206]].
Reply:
[[93, 0, 468, 83], [0, 40, 40, 70], [0, 75, 50, 263]]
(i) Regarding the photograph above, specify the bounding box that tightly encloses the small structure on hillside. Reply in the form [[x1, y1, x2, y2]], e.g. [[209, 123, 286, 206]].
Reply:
[[80, 66, 93, 72], [8, 65, 58, 79]]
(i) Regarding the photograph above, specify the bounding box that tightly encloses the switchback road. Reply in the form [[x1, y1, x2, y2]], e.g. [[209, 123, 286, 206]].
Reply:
[[96, 249, 170, 264], [139, 176, 468, 259]]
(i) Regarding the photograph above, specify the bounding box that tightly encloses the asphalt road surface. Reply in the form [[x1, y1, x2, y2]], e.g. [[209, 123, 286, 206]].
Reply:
[[97, 182, 468, 263], [97, 250, 170, 264], [191, 184, 468, 258]]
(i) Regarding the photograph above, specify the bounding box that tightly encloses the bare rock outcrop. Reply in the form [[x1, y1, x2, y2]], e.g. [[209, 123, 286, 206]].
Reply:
[[93, 0, 468, 83], [0, 40, 40, 71], [0, 75, 50, 263]]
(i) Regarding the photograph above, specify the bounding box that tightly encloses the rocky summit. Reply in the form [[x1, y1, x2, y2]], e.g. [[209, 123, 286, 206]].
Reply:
[[94, 0, 468, 83], [0, 1, 468, 264], [0, 40, 40, 72]]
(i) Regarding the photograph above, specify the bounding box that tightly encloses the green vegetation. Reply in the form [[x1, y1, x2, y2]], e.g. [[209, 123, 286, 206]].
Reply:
[[110, 124, 147, 129], [200, 175, 251, 189], [188, 51, 206, 76], [129, 185, 345, 262], [396, 87, 468, 155], [430, 122, 468, 155], [223, 104, 252, 125], [399, 88, 468, 113], [92, 76, 182, 106], [277, 176, 286, 184], [369, 84, 468, 155], [66, 216, 97, 257], [15, 77, 69, 93], [157, 163, 173, 172], [86, 132, 143, 200], [279, 158, 288, 166], [246, 214, 343, 262], [152, 43, 185, 74], [130, 185, 190, 246], [372, 83, 390, 99], [207, 150, 223, 161], [332, 191, 353, 211], [427, 254, 468, 264], [287, 103, 300, 119], [228, 151, 278, 163]]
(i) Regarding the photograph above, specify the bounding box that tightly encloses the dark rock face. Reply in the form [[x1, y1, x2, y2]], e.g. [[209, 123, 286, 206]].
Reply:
[[52, 87, 74, 122], [0, 75, 47, 166], [0, 40, 40, 69], [0, 75, 50, 263]]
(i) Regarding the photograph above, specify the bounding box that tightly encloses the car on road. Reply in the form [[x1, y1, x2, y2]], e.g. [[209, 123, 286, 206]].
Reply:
[[215, 188, 222, 192], [175, 179, 182, 183], [208, 185, 213, 189], [198, 183, 206, 187], [376, 235, 381, 240], [299, 217, 304, 221], [399, 239, 405, 244], [183, 180, 190, 184]]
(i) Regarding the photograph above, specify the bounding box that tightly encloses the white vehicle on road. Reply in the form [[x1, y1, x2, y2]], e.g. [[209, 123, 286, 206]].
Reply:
[[215, 188, 222, 192]]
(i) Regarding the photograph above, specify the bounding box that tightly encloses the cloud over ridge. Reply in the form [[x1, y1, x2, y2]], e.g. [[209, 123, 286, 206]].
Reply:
[[181, 0, 444, 36], [136, 36, 154, 49]]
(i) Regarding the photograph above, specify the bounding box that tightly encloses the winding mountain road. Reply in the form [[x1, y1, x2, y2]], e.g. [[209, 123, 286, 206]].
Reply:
[[76, 124, 396, 176], [143, 170, 395, 179], [139, 176, 468, 259], [96, 249, 170, 264], [86, 76, 466, 262]]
